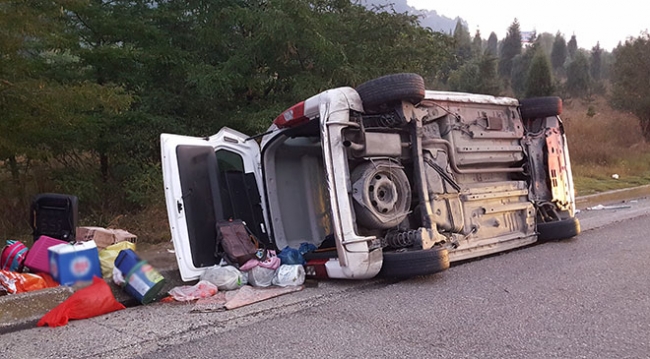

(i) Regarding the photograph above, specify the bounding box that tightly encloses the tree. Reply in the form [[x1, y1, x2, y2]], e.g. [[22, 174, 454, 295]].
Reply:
[[526, 47, 554, 97], [448, 54, 500, 95], [610, 34, 650, 141], [453, 20, 472, 62], [0, 0, 132, 192], [537, 32, 555, 58], [565, 51, 591, 98], [567, 35, 578, 60], [590, 42, 603, 81], [551, 32, 567, 72], [486, 32, 498, 57], [498, 19, 522, 79], [472, 30, 483, 58], [510, 37, 541, 98], [476, 54, 501, 95]]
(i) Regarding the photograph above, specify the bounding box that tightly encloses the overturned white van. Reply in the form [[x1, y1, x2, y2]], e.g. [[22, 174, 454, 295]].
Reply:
[[161, 73, 580, 282]]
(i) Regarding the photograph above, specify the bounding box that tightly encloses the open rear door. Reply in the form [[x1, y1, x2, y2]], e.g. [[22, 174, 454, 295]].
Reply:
[[161, 128, 264, 281]]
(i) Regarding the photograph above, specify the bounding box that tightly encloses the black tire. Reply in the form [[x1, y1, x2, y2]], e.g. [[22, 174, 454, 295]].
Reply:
[[351, 160, 412, 229], [537, 217, 580, 242], [379, 246, 449, 278], [520, 96, 563, 119], [356, 73, 425, 112]]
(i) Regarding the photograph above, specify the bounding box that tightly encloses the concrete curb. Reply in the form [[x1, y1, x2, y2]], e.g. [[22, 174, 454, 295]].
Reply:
[[2, 184, 650, 334], [0, 259, 186, 334], [575, 184, 650, 209]]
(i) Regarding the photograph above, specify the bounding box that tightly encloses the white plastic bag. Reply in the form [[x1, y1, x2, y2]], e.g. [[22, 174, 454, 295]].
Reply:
[[247, 266, 275, 287], [272, 264, 305, 287], [168, 280, 218, 301], [201, 265, 246, 291]]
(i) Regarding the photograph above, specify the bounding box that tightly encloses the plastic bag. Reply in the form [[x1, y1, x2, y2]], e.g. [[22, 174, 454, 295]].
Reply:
[[37, 276, 125, 327], [200, 265, 246, 291], [112, 266, 125, 286], [299, 242, 317, 255], [240, 250, 281, 271], [0, 270, 58, 294], [99, 241, 136, 278], [247, 266, 275, 287], [278, 246, 305, 265], [168, 280, 218, 301], [272, 265, 306, 287], [259, 250, 281, 269]]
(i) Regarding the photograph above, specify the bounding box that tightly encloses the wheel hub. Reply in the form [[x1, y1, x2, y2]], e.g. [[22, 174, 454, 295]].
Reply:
[[368, 174, 398, 213]]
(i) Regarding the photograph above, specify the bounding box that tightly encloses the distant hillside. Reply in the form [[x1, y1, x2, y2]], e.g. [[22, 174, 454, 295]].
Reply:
[[358, 0, 465, 34]]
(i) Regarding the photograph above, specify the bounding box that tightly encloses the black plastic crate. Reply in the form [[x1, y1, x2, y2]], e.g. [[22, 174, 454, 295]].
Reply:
[[30, 193, 78, 242]]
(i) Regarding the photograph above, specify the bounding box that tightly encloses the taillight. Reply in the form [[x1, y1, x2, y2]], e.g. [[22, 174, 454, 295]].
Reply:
[[273, 101, 308, 128]]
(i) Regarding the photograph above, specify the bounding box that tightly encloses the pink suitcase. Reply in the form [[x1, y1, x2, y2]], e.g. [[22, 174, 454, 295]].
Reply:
[[24, 235, 68, 274]]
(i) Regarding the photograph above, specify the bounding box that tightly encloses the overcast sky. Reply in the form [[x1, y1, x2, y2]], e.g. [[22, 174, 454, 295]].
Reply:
[[406, 0, 648, 52]]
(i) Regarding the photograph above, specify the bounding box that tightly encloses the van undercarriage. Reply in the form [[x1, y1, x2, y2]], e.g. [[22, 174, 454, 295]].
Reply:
[[162, 73, 579, 281]]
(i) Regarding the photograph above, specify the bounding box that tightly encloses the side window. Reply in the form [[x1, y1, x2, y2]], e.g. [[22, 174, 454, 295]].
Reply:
[[216, 149, 245, 174]]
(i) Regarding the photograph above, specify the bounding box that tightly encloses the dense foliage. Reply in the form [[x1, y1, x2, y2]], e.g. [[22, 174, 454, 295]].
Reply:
[[611, 33, 650, 141], [1, 0, 457, 230]]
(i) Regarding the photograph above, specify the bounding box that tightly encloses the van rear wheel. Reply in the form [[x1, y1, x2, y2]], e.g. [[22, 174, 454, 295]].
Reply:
[[520, 96, 562, 119], [379, 246, 449, 279], [356, 73, 425, 113]]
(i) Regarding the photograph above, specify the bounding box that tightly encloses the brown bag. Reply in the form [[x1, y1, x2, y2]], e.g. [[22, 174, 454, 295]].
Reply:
[[215, 219, 260, 266]]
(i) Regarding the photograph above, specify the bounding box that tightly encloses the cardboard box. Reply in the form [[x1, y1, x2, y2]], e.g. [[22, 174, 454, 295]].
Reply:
[[76, 226, 137, 250], [48, 240, 102, 286]]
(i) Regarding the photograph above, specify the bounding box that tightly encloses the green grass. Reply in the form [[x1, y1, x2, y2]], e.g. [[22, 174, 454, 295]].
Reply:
[[563, 96, 650, 196], [573, 170, 650, 196]]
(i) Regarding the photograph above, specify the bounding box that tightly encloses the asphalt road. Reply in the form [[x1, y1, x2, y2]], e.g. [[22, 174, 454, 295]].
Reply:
[[1, 199, 649, 359]]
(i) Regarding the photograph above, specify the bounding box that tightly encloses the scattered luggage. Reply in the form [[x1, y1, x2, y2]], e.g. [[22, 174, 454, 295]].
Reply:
[[114, 248, 165, 304], [76, 226, 137, 250], [30, 193, 78, 242], [48, 240, 102, 286], [23, 235, 68, 274], [37, 276, 125, 327], [1, 240, 28, 272], [215, 219, 261, 266]]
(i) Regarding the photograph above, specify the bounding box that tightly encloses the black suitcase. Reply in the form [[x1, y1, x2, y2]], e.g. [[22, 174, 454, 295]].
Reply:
[[30, 193, 78, 242]]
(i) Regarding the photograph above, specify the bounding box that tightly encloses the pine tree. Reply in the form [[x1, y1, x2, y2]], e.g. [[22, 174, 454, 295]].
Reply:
[[526, 47, 554, 97], [486, 32, 498, 57], [476, 54, 501, 95], [566, 51, 591, 97], [590, 42, 603, 81], [453, 20, 473, 62], [510, 37, 541, 98], [567, 35, 578, 60], [611, 34, 650, 141], [472, 30, 483, 58], [448, 54, 500, 96], [498, 19, 522, 79], [551, 32, 567, 71]]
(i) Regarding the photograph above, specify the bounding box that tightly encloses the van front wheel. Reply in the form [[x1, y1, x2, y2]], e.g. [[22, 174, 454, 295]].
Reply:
[[537, 217, 581, 242], [378, 247, 449, 279]]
